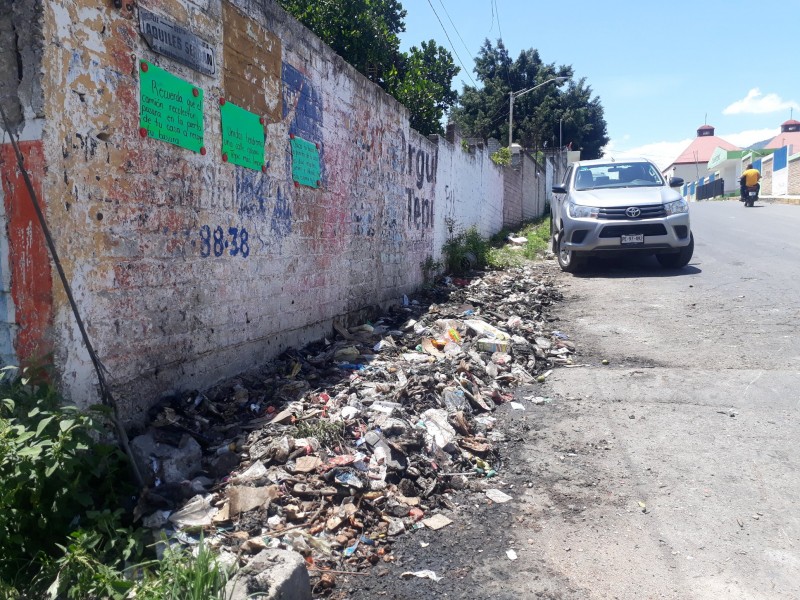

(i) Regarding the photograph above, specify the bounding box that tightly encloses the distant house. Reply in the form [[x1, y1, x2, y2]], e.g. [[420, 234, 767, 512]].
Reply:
[[662, 124, 740, 187], [764, 119, 800, 152]]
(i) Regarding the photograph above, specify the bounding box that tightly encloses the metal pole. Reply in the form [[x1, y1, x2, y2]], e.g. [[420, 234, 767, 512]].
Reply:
[[507, 77, 567, 149], [508, 91, 514, 148], [559, 118, 562, 148]]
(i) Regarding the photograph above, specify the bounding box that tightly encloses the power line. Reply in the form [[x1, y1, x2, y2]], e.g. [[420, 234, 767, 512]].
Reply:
[[438, 0, 474, 66], [493, 0, 504, 44], [425, 0, 477, 87]]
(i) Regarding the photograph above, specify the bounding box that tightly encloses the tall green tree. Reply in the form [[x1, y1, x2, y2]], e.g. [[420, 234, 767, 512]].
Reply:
[[451, 40, 609, 158], [277, 0, 459, 135], [388, 41, 459, 134]]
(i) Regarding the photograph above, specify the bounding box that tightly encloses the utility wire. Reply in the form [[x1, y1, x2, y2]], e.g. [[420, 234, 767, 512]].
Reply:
[[494, 0, 504, 44], [438, 0, 474, 68], [0, 106, 144, 489], [425, 0, 477, 87]]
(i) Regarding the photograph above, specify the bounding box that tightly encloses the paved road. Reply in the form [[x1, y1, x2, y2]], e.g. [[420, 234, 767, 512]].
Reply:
[[486, 199, 800, 599]]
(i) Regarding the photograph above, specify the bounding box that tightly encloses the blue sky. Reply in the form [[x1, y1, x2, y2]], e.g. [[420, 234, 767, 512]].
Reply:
[[399, 0, 800, 168]]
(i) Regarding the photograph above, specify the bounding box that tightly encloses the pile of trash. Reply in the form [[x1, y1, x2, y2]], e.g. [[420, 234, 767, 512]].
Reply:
[[129, 264, 574, 593]]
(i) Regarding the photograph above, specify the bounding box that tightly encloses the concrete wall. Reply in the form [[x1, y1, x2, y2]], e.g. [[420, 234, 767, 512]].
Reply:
[[503, 165, 523, 228], [789, 154, 800, 194], [760, 156, 773, 196], [0, 0, 534, 424], [432, 133, 504, 252], [522, 153, 546, 221]]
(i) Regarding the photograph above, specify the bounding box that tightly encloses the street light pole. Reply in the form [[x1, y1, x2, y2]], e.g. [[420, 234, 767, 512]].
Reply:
[[508, 76, 567, 148]]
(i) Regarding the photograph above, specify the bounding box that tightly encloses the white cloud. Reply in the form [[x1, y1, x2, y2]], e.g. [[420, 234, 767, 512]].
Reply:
[[722, 88, 800, 115], [720, 127, 778, 148], [603, 138, 692, 171]]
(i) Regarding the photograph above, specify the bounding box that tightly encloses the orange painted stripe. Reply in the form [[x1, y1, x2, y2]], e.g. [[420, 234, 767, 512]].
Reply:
[[0, 141, 53, 363]]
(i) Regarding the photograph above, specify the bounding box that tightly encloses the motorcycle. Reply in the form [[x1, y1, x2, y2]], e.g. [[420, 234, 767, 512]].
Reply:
[[741, 185, 759, 207]]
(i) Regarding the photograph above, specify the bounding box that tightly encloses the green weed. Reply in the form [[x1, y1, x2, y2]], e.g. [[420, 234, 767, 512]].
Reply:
[[442, 224, 490, 274], [486, 216, 552, 268]]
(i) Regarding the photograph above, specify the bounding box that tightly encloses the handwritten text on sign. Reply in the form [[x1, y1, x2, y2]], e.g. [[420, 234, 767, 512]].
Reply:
[[220, 101, 265, 171], [290, 136, 321, 188], [139, 60, 204, 153]]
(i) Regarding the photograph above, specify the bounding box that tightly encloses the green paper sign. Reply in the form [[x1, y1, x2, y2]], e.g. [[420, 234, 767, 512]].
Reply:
[[290, 136, 321, 188], [139, 60, 204, 152], [221, 101, 265, 170]]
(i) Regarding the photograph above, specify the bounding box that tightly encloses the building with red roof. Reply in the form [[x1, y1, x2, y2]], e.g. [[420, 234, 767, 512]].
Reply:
[[764, 119, 800, 153], [663, 124, 740, 179], [663, 124, 741, 197]]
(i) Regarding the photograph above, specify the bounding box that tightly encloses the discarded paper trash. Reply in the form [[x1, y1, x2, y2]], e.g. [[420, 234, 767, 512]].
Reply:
[[401, 570, 442, 582], [486, 489, 513, 504]]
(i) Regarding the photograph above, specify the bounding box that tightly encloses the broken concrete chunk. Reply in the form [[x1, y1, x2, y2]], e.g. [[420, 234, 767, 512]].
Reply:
[[293, 456, 322, 473]]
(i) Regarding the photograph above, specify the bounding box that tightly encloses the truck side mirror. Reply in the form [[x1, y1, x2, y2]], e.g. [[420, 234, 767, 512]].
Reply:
[[668, 177, 684, 188]]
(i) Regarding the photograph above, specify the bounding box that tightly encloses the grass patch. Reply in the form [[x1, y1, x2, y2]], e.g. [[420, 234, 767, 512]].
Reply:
[[440, 216, 552, 274], [487, 215, 552, 268]]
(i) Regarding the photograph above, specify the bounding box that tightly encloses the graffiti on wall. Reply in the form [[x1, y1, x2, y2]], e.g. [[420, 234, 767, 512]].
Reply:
[[405, 143, 437, 229], [408, 144, 437, 189], [234, 168, 292, 243], [198, 225, 250, 258], [282, 63, 324, 186]]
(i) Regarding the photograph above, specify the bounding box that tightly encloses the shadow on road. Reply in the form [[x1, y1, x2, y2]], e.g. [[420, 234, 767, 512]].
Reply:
[[571, 254, 702, 278]]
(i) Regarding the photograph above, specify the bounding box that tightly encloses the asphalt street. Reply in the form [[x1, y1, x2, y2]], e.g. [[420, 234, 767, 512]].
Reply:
[[492, 198, 800, 599]]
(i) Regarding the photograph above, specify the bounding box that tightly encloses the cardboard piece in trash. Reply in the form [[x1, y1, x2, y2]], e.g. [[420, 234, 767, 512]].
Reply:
[[421, 514, 453, 530], [228, 485, 280, 516]]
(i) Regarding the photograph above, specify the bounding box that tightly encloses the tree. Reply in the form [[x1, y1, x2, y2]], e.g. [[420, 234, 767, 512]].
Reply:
[[387, 41, 459, 134], [276, 0, 459, 135], [451, 40, 609, 158], [277, 0, 406, 88]]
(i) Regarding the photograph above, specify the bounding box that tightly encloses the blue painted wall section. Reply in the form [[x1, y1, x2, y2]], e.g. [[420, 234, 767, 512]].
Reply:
[[0, 258, 15, 366], [282, 63, 324, 180], [774, 146, 788, 172]]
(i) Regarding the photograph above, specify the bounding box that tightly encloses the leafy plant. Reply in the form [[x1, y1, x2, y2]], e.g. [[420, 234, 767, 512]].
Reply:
[[441, 226, 490, 274], [0, 365, 133, 594], [420, 255, 442, 285], [490, 147, 511, 166], [127, 536, 232, 600], [0, 366, 234, 600]]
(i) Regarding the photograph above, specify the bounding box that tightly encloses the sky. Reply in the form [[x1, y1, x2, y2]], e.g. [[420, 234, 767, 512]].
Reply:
[[398, 0, 800, 169]]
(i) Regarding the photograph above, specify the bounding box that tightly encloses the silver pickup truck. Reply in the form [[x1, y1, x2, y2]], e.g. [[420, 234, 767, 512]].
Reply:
[[550, 158, 693, 272]]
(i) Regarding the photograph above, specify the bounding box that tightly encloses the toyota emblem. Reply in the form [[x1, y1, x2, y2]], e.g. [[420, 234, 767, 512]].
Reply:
[[625, 207, 641, 218]]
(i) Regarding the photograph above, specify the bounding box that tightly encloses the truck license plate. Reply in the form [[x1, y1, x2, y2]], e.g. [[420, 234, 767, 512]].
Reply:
[[621, 234, 644, 245]]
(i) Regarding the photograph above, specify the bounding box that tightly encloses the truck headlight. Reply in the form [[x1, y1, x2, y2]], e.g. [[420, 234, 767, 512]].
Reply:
[[664, 198, 688, 215], [567, 201, 600, 219]]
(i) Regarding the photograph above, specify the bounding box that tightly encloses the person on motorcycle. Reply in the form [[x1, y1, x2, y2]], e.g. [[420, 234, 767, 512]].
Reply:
[[739, 163, 761, 201]]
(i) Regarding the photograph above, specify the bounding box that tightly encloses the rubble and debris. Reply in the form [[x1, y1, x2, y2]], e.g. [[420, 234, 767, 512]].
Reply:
[[129, 264, 573, 594]]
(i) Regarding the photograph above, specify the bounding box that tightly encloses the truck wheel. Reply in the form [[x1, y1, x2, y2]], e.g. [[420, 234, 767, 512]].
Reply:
[[657, 233, 694, 269], [557, 231, 584, 273]]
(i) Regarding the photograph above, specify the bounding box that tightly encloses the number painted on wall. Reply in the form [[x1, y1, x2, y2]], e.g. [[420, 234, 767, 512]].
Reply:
[[199, 225, 250, 258]]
